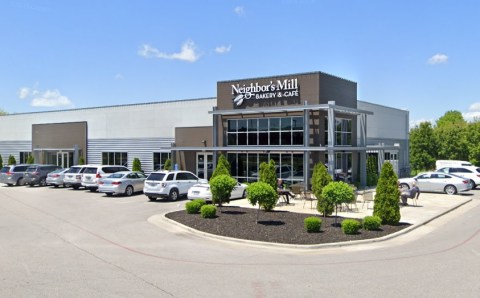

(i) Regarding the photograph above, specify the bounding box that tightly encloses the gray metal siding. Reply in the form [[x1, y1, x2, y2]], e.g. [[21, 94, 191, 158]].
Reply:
[[0, 141, 32, 164], [87, 138, 174, 173]]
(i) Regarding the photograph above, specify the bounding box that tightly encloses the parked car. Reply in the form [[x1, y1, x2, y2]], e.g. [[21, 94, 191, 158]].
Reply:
[[46, 168, 70, 188], [436, 166, 480, 189], [398, 171, 471, 195], [98, 171, 147, 196], [0, 164, 32, 186], [143, 170, 207, 201], [63, 165, 89, 189], [187, 180, 247, 201], [23, 164, 62, 186], [81, 165, 130, 192], [435, 160, 473, 169]]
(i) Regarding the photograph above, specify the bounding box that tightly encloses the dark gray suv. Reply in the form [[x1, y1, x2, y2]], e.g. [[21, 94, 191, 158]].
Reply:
[[0, 164, 32, 186], [23, 165, 62, 187]]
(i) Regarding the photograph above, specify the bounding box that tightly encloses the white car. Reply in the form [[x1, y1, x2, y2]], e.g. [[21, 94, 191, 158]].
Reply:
[[398, 171, 471, 195], [187, 181, 247, 201], [143, 170, 206, 201], [436, 166, 480, 189], [98, 171, 147, 196]]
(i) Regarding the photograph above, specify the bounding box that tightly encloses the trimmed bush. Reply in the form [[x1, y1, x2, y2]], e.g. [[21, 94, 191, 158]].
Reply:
[[185, 199, 206, 214], [341, 219, 362, 235], [363, 215, 382, 231], [304, 217, 322, 233], [247, 182, 278, 212], [373, 162, 401, 225], [200, 205, 217, 218]]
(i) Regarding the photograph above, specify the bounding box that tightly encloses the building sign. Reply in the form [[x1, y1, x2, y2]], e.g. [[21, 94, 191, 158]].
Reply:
[[231, 78, 299, 107]]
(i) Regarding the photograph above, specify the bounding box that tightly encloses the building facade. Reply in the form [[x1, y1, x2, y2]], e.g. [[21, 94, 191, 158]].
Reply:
[[0, 71, 409, 186]]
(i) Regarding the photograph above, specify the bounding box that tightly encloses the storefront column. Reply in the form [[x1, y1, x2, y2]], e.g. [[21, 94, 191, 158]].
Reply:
[[303, 101, 309, 191], [212, 106, 218, 170], [359, 114, 367, 186], [327, 101, 335, 180]]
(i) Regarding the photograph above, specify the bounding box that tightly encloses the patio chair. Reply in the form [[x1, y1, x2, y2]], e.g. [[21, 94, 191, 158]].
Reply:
[[303, 191, 317, 209], [361, 191, 375, 210]]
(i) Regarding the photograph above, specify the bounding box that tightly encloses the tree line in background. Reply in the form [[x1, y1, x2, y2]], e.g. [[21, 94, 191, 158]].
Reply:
[[409, 110, 480, 173]]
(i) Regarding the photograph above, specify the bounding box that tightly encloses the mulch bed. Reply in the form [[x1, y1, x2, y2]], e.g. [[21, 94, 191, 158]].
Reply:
[[165, 206, 411, 245]]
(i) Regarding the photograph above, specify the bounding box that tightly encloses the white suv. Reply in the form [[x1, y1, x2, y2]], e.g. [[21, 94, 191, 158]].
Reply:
[[143, 170, 206, 201], [436, 166, 480, 189], [81, 165, 129, 192]]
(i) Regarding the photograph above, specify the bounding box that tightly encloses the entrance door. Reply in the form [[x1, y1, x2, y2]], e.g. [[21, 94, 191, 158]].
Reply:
[[57, 152, 70, 168], [196, 153, 213, 180]]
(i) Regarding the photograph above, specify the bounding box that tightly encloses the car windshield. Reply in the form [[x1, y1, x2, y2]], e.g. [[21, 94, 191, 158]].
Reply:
[[84, 168, 97, 174], [50, 169, 65, 174], [147, 173, 166, 181], [66, 167, 82, 174], [1, 167, 10, 173]]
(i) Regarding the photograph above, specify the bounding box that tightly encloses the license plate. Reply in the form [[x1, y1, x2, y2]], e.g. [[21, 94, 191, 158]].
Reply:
[[86, 176, 91, 180], [192, 191, 200, 195]]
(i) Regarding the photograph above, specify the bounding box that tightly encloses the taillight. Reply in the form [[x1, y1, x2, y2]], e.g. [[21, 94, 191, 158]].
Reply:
[[463, 180, 469, 184], [96, 173, 101, 179], [51, 174, 60, 178], [112, 181, 121, 185], [6, 172, 13, 176], [33, 172, 39, 175], [99, 181, 104, 185]]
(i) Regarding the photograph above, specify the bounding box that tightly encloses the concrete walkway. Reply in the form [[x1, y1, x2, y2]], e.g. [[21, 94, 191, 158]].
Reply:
[[224, 191, 472, 225]]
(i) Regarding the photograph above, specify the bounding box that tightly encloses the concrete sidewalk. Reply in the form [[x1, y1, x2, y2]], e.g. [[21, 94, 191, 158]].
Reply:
[[224, 191, 472, 225]]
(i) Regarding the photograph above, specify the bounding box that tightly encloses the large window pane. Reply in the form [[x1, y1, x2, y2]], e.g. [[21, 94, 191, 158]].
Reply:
[[228, 120, 237, 133], [248, 119, 257, 132], [258, 119, 268, 131], [292, 117, 303, 130], [281, 132, 291, 145], [247, 154, 257, 178], [227, 154, 237, 177], [270, 118, 279, 131], [281, 118, 291, 130], [238, 154, 247, 177], [292, 131, 303, 145], [238, 133, 247, 145], [270, 132, 280, 145], [259, 132, 269, 145], [238, 119, 247, 132], [248, 133, 258, 145], [228, 134, 237, 145]]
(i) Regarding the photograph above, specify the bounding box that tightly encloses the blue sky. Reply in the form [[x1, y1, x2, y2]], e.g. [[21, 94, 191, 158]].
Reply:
[[1, 0, 480, 127]]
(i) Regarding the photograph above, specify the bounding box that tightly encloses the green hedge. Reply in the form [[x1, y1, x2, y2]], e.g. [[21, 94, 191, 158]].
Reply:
[[341, 219, 362, 235], [185, 199, 206, 214], [363, 215, 382, 231], [200, 205, 217, 218], [304, 217, 322, 233]]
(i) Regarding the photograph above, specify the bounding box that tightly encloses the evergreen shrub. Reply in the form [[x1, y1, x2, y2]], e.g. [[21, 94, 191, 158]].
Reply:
[[373, 162, 401, 225], [185, 199, 206, 214], [200, 205, 217, 218], [363, 215, 382, 231], [304, 217, 322, 233], [341, 219, 362, 235]]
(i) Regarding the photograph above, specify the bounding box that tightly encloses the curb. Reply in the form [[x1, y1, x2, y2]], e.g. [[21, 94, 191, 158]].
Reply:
[[151, 198, 473, 250]]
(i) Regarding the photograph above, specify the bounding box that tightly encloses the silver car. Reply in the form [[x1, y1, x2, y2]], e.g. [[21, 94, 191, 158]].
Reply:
[[398, 171, 471, 195], [98, 171, 147, 196], [46, 168, 70, 188], [0, 164, 31, 186]]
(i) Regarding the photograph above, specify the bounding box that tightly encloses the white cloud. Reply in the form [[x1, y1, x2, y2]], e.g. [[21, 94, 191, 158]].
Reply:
[[18, 87, 30, 99], [31, 89, 73, 107], [114, 73, 124, 80], [215, 45, 232, 54], [428, 53, 448, 65], [463, 102, 480, 122], [138, 40, 200, 62], [234, 6, 245, 16]]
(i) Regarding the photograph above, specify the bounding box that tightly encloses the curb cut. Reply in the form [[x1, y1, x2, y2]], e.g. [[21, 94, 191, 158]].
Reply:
[[151, 198, 473, 250]]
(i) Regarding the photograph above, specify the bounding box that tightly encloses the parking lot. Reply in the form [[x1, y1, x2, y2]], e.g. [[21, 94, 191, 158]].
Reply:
[[1, 184, 479, 297]]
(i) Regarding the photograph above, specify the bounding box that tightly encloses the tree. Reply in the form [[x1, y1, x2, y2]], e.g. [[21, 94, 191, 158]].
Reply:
[[373, 162, 401, 225], [259, 159, 277, 190], [27, 155, 35, 164], [409, 121, 437, 172], [0, 108, 7, 116], [209, 174, 237, 207], [78, 156, 85, 165], [434, 111, 469, 160], [311, 163, 333, 216], [366, 155, 378, 186], [164, 159, 172, 171], [467, 119, 480, 166], [132, 157, 142, 172], [246, 182, 278, 222], [0, 155, 3, 168], [321, 181, 354, 226], [211, 154, 231, 179], [8, 155, 16, 165]]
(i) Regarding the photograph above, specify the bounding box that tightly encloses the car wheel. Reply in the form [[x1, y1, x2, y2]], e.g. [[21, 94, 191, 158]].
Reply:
[[470, 180, 476, 189], [54, 185, 59, 188], [444, 185, 457, 195], [148, 196, 156, 201], [72, 185, 80, 190], [7, 183, 13, 186], [169, 189, 179, 201], [39, 178, 46, 187], [125, 186, 134, 196], [16, 178, 25, 186], [399, 183, 410, 191], [89, 188, 97, 192], [106, 193, 113, 197]]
